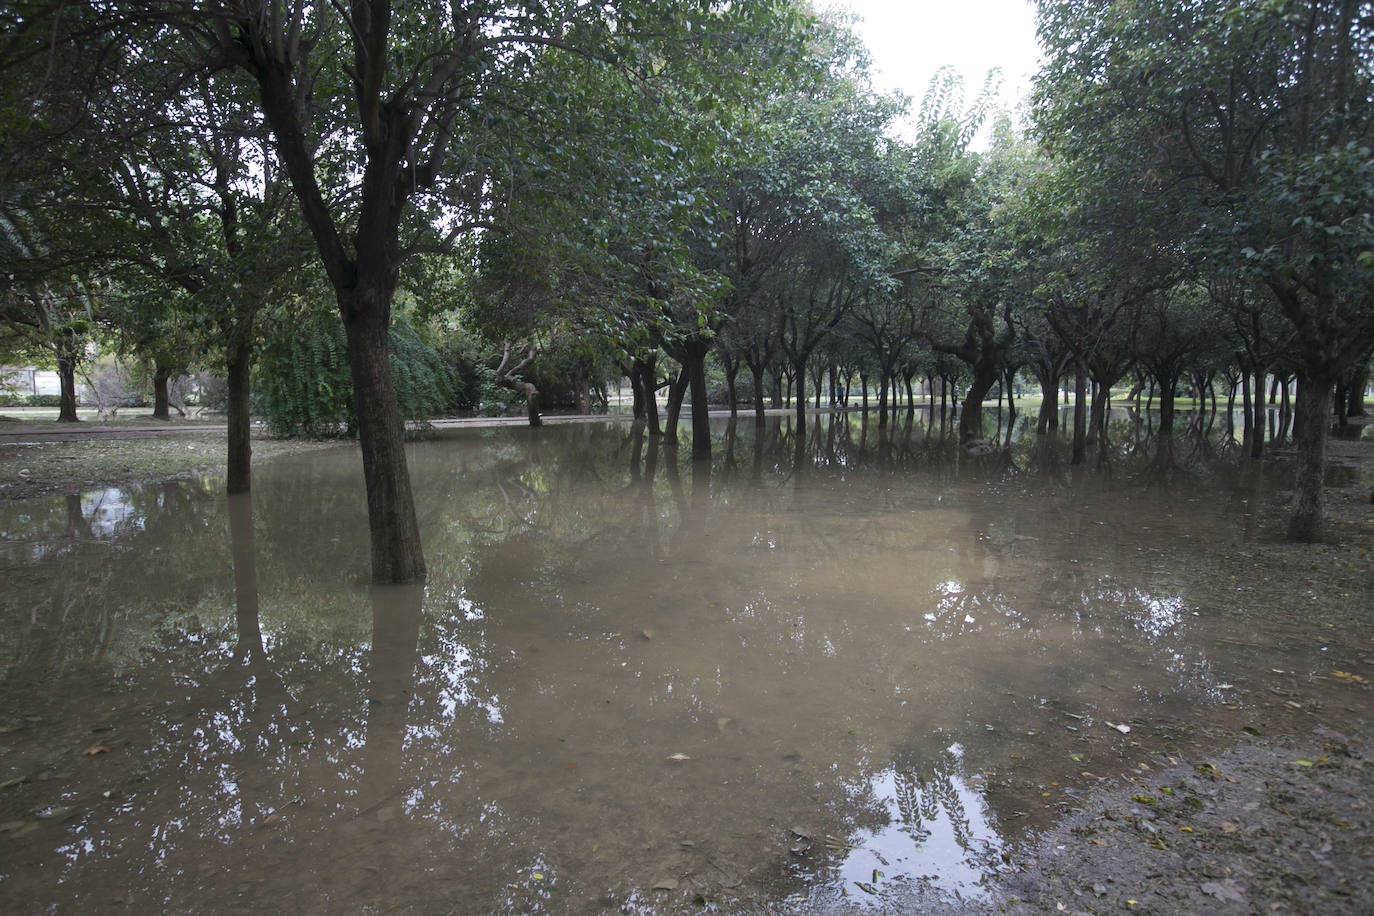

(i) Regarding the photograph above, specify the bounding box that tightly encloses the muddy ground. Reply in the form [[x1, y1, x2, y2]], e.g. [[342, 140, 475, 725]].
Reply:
[[0, 418, 338, 500], [1, 416, 1371, 914]]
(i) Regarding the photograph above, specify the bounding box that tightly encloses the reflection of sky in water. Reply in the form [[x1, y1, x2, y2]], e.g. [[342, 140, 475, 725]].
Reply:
[[81, 488, 142, 538], [814, 743, 1003, 907]]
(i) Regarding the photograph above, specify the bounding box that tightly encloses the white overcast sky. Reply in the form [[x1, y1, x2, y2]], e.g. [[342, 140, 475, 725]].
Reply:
[[835, 0, 1043, 139]]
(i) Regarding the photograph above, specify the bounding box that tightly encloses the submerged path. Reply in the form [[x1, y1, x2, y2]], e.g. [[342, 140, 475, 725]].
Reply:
[[0, 407, 848, 443]]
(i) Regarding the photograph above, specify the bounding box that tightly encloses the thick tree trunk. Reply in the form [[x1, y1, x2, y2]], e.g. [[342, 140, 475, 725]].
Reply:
[[1287, 376, 1331, 543], [1090, 377, 1111, 457], [663, 369, 688, 446], [341, 293, 426, 584], [56, 351, 79, 422], [1250, 369, 1266, 459], [959, 360, 998, 443], [628, 365, 645, 421], [1158, 375, 1177, 437], [226, 335, 254, 494], [685, 346, 712, 461], [152, 363, 173, 420]]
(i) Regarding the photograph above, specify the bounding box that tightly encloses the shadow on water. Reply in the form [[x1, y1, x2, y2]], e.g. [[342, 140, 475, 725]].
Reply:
[[0, 411, 1368, 912]]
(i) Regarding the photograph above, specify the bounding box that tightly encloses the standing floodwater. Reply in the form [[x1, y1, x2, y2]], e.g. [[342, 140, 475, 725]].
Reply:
[[1, 415, 1368, 913]]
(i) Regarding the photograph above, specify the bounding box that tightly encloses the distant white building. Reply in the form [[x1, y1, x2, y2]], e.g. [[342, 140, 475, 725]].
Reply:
[[0, 366, 62, 396]]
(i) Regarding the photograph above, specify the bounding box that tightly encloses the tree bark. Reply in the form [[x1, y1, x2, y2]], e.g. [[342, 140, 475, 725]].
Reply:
[[959, 359, 998, 443], [748, 362, 767, 428], [637, 357, 662, 436], [152, 362, 173, 420], [342, 291, 426, 584], [1286, 376, 1331, 542], [663, 368, 688, 446], [1250, 369, 1266, 458], [226, 334, 254, 494], [56, 351, 79, 422], [494, 342, 542, 427]]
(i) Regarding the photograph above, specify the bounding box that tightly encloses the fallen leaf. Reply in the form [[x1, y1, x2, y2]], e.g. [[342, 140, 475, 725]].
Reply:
[[82, 745, 111, 757], [1105, 722, 1130, 735], [666, 753, 690, 762], [1331, 670, 1367, 684], [653, 879, 678, 891]]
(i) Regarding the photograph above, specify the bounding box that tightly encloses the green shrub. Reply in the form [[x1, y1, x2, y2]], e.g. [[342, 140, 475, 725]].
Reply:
[[257, 309, 462, 438]]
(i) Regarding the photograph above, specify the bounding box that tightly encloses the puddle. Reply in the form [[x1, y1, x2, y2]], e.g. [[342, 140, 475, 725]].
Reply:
[[0, 414, 1369, 913]]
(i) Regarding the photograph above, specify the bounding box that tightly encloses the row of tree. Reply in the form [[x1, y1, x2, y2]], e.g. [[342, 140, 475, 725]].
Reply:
[[2, 0, 1371, 582]]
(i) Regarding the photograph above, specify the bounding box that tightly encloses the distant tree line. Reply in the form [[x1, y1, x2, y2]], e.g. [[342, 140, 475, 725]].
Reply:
[[1, 0, 1369, 579]]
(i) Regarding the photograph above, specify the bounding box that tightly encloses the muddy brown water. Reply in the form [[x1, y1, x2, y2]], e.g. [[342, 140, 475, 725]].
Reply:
[[1, 414, 1369, 913]]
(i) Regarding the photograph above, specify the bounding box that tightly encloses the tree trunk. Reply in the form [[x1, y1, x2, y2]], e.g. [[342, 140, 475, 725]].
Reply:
[[56, 351, 79, 422], [725, 363, 739, 419], [749, 362, 767, 428], [1287, 376, 1331, 542], [152, 362, 173, 420], [1071, 366, 1088, 465], [663, 369, 688, 446], [684, 345, 712, 462], [226, 335, 254, 494], [959, 360, 998, 443], [638, 357, 662, 436], [1346, 358, 1368, 416], [1089, 376, 1111, 446], [1250, 369, 1266, 458], [877, 373, 889, 429], [1158, 374, 1176, 437], [341, 292, 426, 584]]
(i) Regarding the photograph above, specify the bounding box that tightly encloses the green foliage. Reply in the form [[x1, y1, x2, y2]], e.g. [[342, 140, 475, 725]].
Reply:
[[257, 306, 460, 438], [0, 393, 62, 407]]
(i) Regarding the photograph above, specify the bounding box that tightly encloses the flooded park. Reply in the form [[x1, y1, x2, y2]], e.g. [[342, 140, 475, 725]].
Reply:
[[2, 411, 1371, 913]]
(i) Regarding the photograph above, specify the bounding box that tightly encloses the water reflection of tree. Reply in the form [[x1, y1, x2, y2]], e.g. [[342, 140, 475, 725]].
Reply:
[[892, 752, 974, 852]]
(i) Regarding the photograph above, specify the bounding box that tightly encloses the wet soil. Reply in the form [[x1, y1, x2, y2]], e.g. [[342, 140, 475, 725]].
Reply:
[[981, 430, 1374, 916], [0, 425, 338, 500]]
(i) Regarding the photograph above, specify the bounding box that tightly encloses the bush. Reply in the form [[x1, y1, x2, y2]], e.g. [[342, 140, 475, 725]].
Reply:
[[257, 308, 462, 437]]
